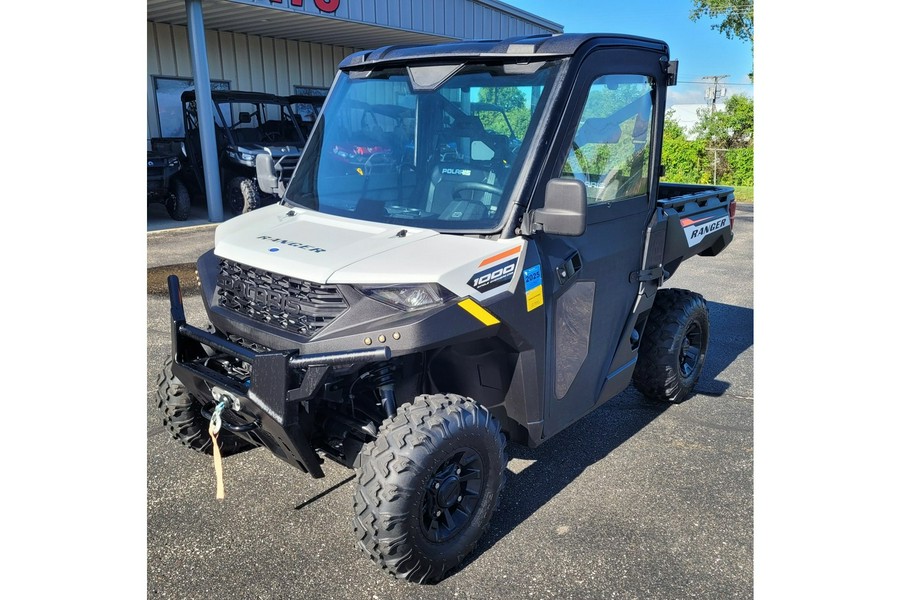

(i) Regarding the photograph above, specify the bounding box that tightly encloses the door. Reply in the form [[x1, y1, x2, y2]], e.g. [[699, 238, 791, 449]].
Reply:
[[538, 49, 664, 438]]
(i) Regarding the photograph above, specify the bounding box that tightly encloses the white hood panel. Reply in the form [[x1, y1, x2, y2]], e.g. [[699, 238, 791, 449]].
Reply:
[[213, 205, 438, 283]]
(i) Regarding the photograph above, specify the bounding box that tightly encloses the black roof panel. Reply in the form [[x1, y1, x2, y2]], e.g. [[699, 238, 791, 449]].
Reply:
[[339, 33, 669, 70]]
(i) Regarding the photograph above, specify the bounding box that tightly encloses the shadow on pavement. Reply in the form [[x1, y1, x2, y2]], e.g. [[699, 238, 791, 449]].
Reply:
[[454, 299, 753, 577], [696, 301, 754, 396]]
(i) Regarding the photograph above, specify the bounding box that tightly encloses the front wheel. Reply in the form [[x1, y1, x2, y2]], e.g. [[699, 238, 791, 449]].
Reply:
[[165, 178, 191, 221], [633, 288, 709, 403], [155, 356, 254, 455], [226, 177, 260, 216], [352, 394, 507, 583]]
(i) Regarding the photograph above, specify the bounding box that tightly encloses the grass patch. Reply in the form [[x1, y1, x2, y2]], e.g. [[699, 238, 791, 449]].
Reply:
[[732, 185, 753, 203]]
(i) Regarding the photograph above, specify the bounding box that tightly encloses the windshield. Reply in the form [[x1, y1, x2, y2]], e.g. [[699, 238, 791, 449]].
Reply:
[[212, 100, 305, 146], [283, 61, 561, 232]]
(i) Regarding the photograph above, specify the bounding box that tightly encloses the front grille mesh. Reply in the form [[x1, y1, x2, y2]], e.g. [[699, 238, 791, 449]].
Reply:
[[217, 259, 348, 337]]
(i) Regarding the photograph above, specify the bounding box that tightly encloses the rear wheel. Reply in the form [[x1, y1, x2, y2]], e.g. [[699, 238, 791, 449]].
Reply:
[[352, 394, 507, 583], [227, 177, 260, 216], [155, 356, 253, 455], [165, 178, 191, 221], [633, 289, 709, 403]]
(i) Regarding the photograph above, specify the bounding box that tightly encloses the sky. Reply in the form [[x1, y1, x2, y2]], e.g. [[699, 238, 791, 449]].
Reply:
[[512, 0, 754, 107]]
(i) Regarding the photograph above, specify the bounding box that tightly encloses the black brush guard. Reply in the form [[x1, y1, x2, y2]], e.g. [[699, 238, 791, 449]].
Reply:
[[167, 275, 390, 478]]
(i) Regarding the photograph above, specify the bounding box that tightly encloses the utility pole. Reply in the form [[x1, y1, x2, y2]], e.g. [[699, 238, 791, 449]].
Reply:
[[703, 75, 729, 113]]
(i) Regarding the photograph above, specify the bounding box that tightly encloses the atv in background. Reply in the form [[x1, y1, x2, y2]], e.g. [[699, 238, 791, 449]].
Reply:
[[147, 139, 191, 221], [180, 90, 310, 216]]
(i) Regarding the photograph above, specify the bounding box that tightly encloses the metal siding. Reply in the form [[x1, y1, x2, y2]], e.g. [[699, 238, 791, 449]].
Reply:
[[455, 1, 465, 38], [374, 0, 389, 26], [219, 31, 238, 88], [473, 4, 484, 39], [346, 0, 359, 21], [411, 0, 423, 30], [205, 31, 224, 80], [299, 41, 313, 86], [286, 39, 302, 91], [148, 22, 161, 75], [261, 36, 277, 93], [500, 13, 509, 38], [247, 35, 266, 91], [361, 0, 375, 23], [155, 23, 178, 76], [233, 33, 252, 90], [399, 0, 412, 29], [422, 0, 434, 32], [172, 25, 192, 77], [309, 42, 324, 87], [273, 38, 291, 95], [444, 1, 454, 36]]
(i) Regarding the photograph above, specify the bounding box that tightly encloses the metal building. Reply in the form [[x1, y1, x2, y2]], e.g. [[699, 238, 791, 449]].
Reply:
[[147, 0, 562, 223]]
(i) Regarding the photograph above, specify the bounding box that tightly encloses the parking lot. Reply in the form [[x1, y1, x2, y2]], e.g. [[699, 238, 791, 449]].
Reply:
[[146, 206, 753, 599]]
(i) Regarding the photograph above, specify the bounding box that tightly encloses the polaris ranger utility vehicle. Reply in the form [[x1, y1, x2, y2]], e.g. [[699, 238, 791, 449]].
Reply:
[[180, 90, 309, 215], [157, 33, 735, 583], [147, 142, 191, 221]]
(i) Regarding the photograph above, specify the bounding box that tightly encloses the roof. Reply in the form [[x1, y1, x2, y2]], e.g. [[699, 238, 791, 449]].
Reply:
[[339, 33, 670, 70], [147, 0, 562, 49]]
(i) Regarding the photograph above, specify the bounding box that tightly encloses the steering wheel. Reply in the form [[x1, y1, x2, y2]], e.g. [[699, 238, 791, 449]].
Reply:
[[261, 130, 280, 143], [451, 182, 503, 202], [363, 151, 394, 174]]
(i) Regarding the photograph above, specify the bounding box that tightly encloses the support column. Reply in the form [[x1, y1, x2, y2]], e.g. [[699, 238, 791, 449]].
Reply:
[[185, 0, 224, 222]]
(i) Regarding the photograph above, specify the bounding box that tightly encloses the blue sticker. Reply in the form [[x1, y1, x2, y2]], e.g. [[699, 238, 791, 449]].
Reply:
[[523, 265, 542, 292], [269, 248, 280, 252]]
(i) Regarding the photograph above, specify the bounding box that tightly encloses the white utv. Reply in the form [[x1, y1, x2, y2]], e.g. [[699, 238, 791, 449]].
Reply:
[[158, 33, 735, 583]]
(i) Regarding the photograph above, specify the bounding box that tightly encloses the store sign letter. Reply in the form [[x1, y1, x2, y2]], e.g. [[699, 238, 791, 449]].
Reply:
[[270, 0, 341, 13]]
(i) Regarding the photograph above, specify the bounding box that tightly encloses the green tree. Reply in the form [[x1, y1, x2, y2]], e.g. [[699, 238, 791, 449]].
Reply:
[[690, 0, 754, 43], [478, 87, 525, 112], [692, 94, 753, 149], [688, 95, 754, 185], [661, 110, 709, 183]]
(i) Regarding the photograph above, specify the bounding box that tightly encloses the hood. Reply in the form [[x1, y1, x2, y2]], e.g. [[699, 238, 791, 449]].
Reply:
[[214, 204, 440, 283]]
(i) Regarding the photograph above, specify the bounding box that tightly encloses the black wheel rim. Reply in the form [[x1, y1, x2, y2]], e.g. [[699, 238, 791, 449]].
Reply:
[[679, 321, 703, 378], [421, 448, 483, 543], [228, 187, 244, 215]]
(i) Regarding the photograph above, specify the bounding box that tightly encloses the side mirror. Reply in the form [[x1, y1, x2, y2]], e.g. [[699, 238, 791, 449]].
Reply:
[[525, 178, 586, 236], [238, 111, 252, 124], [255, 154, 281, 196]]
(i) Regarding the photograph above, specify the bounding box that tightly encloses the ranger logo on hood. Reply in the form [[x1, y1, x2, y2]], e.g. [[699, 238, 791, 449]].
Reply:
[[257, 235, 327, 253]]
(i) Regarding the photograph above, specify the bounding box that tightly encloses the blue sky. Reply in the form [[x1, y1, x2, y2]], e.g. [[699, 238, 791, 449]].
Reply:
[[511, 0, 754, 106]]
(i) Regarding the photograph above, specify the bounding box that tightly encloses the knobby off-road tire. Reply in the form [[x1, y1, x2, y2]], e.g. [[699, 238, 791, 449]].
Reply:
[[352, 394, 507, 584], [155, 356, 253, 455], [227, 177, 260, 216], [633, 288, 709, 403], [165, 178, 191, 221]]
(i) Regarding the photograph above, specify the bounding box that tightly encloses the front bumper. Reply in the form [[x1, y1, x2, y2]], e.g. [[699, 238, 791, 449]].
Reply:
[[167, 275, 390, 478]]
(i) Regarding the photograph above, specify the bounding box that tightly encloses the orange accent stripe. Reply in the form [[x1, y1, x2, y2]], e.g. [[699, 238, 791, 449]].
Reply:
[[478, 246, 522, 267]]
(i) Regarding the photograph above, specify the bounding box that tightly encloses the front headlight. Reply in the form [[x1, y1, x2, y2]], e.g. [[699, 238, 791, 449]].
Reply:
[[227, 149, 258, 166], [356, 283, 456, 311]]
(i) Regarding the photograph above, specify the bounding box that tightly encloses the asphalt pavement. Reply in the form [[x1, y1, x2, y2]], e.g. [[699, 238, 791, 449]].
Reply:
[[146, 205, 753, 599]]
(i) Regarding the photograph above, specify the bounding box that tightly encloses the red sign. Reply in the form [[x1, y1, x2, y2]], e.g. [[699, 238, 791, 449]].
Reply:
[[269, 0, 340, 13]]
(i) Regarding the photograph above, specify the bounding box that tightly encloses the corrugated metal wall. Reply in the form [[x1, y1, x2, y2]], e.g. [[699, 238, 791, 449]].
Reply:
[[147, 21, 359, 139]]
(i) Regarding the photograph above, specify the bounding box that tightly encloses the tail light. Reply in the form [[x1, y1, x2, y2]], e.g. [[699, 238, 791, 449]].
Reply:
[[729, 199, 737, 229]]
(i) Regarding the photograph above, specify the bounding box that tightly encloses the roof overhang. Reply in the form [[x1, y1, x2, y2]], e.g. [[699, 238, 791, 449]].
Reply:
[[148, 0, 458, 48]]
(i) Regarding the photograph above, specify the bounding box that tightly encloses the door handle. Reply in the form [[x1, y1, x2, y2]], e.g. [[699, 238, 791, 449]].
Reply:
[[556, 251, 582, 285]]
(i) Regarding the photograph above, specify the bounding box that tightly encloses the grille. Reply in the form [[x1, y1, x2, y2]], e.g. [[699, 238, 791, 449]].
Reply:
[[217, 259, 348, 337]]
